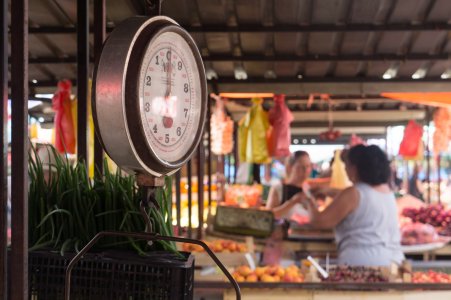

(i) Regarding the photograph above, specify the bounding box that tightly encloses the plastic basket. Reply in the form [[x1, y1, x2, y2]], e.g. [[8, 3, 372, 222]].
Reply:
[[28, 250, 194, 300]]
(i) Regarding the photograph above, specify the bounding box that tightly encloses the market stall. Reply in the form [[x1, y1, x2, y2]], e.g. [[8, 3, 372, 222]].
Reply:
[[4, 0, 451, 299]]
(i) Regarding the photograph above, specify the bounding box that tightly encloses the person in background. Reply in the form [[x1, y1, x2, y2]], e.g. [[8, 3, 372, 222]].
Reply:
[[310, 163, 320, 178], [300, 145, 404, 266], [389, 161, 403, 193], [265, 151, 312, 219], [408, 163, 424, 201]]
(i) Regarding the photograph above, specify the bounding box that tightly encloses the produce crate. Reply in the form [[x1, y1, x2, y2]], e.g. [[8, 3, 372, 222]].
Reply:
[[214, 205, 274, 238], [181, 237, 256, 268], [28, 250, 194, 300]]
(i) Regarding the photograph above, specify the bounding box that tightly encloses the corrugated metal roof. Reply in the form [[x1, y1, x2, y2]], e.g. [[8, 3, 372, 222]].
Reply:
[[8, 0, 451, 130]]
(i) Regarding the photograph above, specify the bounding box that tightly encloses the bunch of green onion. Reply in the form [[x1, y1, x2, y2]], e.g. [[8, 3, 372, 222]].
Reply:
[[28, 145, 178, 256]]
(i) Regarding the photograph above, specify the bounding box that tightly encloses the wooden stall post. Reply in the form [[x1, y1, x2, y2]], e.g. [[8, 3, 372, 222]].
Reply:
[[233, 123, 238, 183], [437, 154, 441, 203], [175, 170, 181, 234], [93, 0, 106, 174], [10, 0, 29, 298], [207, 96, 212, 213], [229, 155, 233, 183], [187, 159, 193, 238], [0, 0, 8, 297], [217, 155, 225, 202], [77, 0, 89, 164], [426, 107, 431, 203], [197, 145, 205, 239]]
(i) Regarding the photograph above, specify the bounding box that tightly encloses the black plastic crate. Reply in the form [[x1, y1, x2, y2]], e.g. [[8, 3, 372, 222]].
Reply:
[[29, 250, 194, 300]]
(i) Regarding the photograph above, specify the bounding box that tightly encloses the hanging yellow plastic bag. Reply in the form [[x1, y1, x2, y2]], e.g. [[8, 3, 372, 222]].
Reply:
[[330, 150, 352, 189], [238, 98, 270, 164]]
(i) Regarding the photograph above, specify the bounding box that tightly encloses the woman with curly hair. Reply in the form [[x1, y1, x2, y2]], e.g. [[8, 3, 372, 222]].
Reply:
[[301, 145, 404, 266]]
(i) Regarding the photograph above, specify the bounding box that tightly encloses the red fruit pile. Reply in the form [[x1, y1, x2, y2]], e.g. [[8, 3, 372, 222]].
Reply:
[[413, 270, 451, 283], [402, 204, 451, 236], [322, 266, 388, 283], [401, 223, 439, 245]]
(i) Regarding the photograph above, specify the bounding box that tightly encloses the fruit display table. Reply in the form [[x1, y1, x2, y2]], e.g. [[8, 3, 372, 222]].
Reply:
[[194, 282, 451, 300], [405, 243, 451, 261]]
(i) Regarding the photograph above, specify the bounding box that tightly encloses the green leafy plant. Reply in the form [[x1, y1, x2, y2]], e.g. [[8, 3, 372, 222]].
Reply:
[[28, 144, 178, 256]]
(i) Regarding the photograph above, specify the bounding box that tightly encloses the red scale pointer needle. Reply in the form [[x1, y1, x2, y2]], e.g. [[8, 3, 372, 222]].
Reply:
[[163, 48, 173, 129]]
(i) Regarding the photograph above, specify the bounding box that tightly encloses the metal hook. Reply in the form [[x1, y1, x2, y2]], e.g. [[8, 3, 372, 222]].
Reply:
[[139, 186, 162, 246], [145, 0, 163, 17]]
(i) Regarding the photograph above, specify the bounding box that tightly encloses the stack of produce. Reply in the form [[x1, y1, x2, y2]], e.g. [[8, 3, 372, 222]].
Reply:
[[400, 223, 439, 245], [182, 239, 248, 253], [413, 271, 451, 283], [224, 184, 262, 207], [402, 204, 451, 236], [323, 266, 388, 283], [232, 265, 304, 283]]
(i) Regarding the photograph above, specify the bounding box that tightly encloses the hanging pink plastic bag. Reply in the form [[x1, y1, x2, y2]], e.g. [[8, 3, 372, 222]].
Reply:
[[268, 94, 293, 158], [210, 95, 234, 155]]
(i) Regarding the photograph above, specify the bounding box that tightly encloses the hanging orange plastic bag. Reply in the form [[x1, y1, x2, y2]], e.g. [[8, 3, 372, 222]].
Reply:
[[399, 120, 423, 158], [403, 141, 424, 161]]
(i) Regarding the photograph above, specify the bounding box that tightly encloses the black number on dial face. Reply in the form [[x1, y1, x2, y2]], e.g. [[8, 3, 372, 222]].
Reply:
[[153, 124, 157, 133], [155, 56, 159, 65], [178, 61, 182, 70], [184, 83, 188, 93], [177, 127, 181, 136], [166, 51, 171, 60], [184, 108, 188, 118], [144, 102, 150, 112], [165, 134, 169, 144], [146, 76, 151, 86]]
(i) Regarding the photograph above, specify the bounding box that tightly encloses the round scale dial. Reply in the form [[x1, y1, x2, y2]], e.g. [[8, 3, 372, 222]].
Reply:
[[93, 16, 207, 176], [139, 32, 202, 163]]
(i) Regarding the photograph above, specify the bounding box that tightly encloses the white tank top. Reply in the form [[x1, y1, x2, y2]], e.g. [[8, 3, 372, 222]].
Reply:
[[335, 183, 404, 266]]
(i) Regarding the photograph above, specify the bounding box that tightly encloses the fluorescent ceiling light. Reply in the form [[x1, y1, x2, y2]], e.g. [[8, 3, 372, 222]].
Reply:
[[205, 68, 218, 80], [35, 93, 53, 99], [382, 67, 398, 79], [411, 68, 426, 79], [441, 70, 451, 79], [264, 70, 277, 79], [234, 66, 247, 80]]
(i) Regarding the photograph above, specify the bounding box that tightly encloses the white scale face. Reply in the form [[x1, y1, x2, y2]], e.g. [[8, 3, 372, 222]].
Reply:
[[138, 32, 202, 164]]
